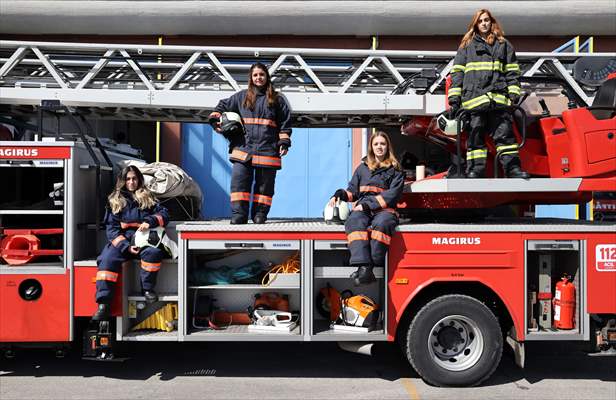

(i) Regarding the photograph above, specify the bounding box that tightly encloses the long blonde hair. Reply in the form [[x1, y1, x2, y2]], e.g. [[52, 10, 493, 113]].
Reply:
[[108, 165, 156, 214], [365, 131, 401, 171], [459, 9, 505, 48]]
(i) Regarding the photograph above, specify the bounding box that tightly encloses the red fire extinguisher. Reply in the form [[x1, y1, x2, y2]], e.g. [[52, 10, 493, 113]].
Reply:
[[553, 275, 576, 329]]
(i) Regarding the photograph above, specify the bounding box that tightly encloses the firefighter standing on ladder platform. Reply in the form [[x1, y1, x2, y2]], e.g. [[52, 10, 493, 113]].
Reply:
[[209, 63, 293, 224], [92, 166, 169, 320], [330, 131, 405, 285], [448, 9, 530, 179]]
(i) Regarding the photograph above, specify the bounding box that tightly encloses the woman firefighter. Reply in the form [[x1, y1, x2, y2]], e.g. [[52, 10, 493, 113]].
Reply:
[[329, 131, 405, 285], [92, 165, 169, 320], [448, 9, 530, 179], [209, 62, 293, 224]]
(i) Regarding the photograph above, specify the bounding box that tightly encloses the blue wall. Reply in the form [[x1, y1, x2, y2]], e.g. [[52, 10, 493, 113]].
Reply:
[[181, 124, 352, 218]]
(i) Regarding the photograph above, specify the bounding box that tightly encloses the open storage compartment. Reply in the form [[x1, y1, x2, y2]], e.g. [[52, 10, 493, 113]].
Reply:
[[525, 239, 587, 340], [119, 259, 179, 341], [184, 239, 303, 340], [0, 161, 65, 211], [311, 240, 387, 340]]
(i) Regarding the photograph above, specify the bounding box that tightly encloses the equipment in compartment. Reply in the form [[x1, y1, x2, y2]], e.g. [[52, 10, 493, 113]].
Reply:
[[316, 283, 381, 331], [554, 275, 576, 330], [538, 254, 553, 330], [0, 228, 64, 265], [132, 303, 178, 332]]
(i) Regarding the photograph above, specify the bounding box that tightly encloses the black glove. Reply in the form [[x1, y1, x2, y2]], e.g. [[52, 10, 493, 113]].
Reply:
[[509, 94, 520, 106], [333, 189, 348, 202], [279, 143, 289, 153], [448, 97, 461, 118]]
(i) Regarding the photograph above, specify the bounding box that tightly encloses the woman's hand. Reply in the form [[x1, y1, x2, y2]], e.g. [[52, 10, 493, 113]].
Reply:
[[129, 246, 141, 255], [137, 222, 150, 232], [352, 204, 364, 212], [328, 196, 337, 207], [279, 147, 288, 157]]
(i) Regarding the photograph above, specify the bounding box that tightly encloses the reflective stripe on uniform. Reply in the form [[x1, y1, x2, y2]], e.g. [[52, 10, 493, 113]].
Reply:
[[111, 235, 127, 247], [230, 192, 251, 202], [370, 230, 391, 245], [279, 132, 290, 140], [376, 195, 387, 209], [360, 185, 384, 193], [462, 92, 510, 109], [464, 60, 504, 72], [252, 155, 281, 167], [253, 194, 273, 206], [507, 85, 521, 95], [347, 231, 369, 243], [120, 222, 141, 229], [448, 87, 462, 97], [154, 214, 164, 227], [505, 63, 520, 72], [451, 64, 466, 73], [230, 149, 249, 161], [96, 270, 119, 282], [467, 149, 488, 160], [243, 118, 278, 128], [141, 261, 161, 272], [497, 143, 520, 156]]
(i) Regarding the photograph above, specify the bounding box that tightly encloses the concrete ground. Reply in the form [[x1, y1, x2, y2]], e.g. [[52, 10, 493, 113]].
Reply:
[[1, 341, 615, 400]]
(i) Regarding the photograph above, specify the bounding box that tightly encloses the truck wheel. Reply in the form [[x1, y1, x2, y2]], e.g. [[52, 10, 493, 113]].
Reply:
[[405, 294, 502, 387]]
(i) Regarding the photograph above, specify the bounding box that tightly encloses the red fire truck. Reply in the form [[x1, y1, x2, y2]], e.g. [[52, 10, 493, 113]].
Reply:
[[0, 41, 615, 387]]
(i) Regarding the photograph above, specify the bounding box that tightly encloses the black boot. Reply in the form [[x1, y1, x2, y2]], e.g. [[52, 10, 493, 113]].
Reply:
[[506, 165, 530, 179], [144, 290, 158, 304], [466, 168, 485, 179], [230, 215, 248, 224], [252, 214, 267, 224], [350, 265, 376, 286], [92, 303, 110, 321]]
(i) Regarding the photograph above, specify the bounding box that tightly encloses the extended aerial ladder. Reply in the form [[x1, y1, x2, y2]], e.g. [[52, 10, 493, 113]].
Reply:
[[1, 40, 615, 208]]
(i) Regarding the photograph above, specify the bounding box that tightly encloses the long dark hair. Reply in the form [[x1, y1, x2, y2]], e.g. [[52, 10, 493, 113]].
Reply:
[[242, 62, 278, 110], [108, 165, 155, 214], [459, 9, 505, 48]]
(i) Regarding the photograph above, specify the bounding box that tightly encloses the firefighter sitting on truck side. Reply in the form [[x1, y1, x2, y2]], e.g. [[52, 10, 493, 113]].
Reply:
[[329, 131, 405, 286], [92, 165, 169, 321], [209, 62, 293, 225], [448, 8, 530, 179]]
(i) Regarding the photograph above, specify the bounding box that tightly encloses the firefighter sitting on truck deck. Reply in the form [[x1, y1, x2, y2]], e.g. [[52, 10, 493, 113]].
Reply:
[[92, 165, 169, 321], [329, 131, 405, 286], [448, 8, 530, 179], [209, 62, 293, 225]]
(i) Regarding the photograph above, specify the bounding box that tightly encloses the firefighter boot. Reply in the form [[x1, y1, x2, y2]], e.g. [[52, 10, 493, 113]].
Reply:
[[466, 167, 485, 179], [350, 265, 376, 286], [92, 303, 110, 321], [230, 215, 248, 224], [506, 165, 530, 179], [252, 213, 267, 224], [144, 290, 158, 304]]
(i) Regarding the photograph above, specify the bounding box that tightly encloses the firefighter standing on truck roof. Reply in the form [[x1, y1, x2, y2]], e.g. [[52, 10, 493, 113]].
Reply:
[[329, 131, 405, 286], [448, 9, 530, 179], [209, 63, 293, 225], [92, 165, 169, 321]]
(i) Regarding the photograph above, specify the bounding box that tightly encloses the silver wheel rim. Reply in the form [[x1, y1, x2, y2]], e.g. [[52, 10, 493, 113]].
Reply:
[[427, 314, 484, 372]]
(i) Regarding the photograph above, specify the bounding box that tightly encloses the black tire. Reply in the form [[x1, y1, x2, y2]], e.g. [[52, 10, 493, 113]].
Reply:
[[405, 294, 502, 387]]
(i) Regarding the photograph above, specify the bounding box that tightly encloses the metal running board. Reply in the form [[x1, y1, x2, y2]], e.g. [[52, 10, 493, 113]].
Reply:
[[1, 40, 614, 126]]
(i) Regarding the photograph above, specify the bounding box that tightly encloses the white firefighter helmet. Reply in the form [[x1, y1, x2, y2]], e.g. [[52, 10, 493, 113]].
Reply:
[[132, 226, 165, 249], [323, 199, 350, 224], [220, 112, 244, 136], [437, 113, 460, 136]]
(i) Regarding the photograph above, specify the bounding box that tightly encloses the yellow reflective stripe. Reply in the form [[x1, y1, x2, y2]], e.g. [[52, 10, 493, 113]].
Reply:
[[462, 95, 491, 109], [508, 85, 521, 94], [496, 144, 519, 152], [500, 150, 519, 156], [464, 61, 504, 72], [487, 92, 510, 105], [451, 64, 466, 73], [448, 87, 462, 97], [466, 149, 488, 160], [505, 63, 520, 71]]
